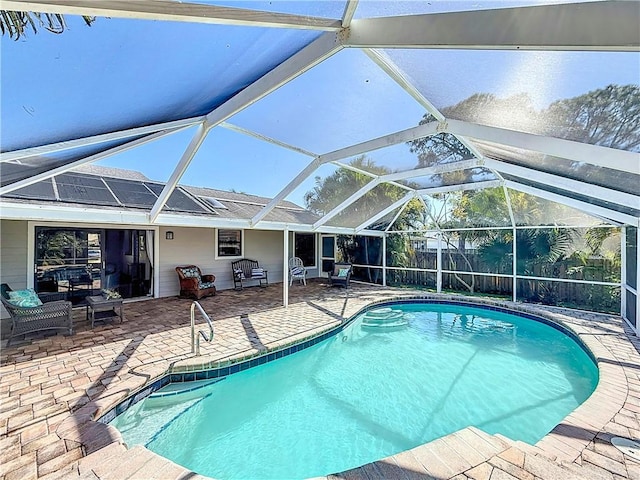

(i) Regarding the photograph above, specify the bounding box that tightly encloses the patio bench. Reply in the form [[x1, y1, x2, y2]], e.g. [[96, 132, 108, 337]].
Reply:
[[231, 259, 268, 290]]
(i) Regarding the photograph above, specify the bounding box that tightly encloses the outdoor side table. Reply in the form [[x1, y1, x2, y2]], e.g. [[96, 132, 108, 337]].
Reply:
[[87, 295, 123, 328]]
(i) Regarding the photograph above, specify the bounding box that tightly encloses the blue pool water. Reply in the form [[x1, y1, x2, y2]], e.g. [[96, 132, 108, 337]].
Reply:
[[110, 303, 598, 479]]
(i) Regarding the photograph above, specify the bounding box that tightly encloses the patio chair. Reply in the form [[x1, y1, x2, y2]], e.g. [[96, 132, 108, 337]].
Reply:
[[288, 257, 307, 286], [328, 262, 352, 288], [175, 265, 217, 300], [0, 283, 73, 345]]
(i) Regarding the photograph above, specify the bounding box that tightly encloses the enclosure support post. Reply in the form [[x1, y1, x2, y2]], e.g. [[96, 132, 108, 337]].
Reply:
[[512, 227, 517, 302], [636, 233, 640, 334], [436, 233, 442, 293], [283, 228, 289, 308], [503, 184, 518, 304], [382, 234, 387, 287], [621, 227, 626, 321]]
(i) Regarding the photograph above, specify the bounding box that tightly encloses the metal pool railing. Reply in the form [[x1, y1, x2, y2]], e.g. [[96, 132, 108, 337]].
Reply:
[[190, 301, 214, 356]]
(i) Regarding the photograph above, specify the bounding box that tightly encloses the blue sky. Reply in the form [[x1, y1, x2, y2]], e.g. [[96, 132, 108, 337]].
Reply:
[[2, 7, 638, 207]]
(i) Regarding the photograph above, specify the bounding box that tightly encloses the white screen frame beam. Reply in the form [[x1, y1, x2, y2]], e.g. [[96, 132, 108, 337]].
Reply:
[[345, 1, 639, 51]]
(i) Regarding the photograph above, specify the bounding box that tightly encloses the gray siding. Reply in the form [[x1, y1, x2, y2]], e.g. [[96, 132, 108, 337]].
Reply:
[[0, 220, 28, 330], [158, 227, 285, 297], [0, 223, 291, 318], [158, 226, 217, 297], [244, 229, 284, 286], [0, 220, 28, 289]]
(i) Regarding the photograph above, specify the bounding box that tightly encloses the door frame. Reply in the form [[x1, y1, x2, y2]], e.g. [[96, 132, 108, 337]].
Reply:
[[27, 221, 159, 298], [319, 234, 336, 278]]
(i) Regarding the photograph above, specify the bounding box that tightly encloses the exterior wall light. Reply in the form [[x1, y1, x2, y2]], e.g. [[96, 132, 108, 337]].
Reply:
[[166, 231, 174, 240]]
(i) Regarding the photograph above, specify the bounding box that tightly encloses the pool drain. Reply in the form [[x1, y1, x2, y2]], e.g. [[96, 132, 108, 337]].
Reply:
[[611, 437, 640, 461]]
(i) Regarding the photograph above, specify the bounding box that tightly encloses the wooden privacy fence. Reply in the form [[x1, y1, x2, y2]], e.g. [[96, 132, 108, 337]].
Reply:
[[353, 252, 619, 313]]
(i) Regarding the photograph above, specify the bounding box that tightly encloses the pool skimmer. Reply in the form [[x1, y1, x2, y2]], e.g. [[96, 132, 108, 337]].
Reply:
[[611, 437, 640, 461]]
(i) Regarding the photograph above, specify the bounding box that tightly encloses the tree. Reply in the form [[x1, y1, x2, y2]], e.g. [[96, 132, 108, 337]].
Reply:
[[0, 11, 94, 40], [409, 84, 636, 283], [543, 84, 640, 152], [408, 84, 638, 172], [305, 156, 423, 283]]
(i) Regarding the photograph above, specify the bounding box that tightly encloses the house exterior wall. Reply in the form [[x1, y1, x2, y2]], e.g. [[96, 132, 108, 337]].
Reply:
[[0, 222, 288, 317], [158, 227, 285, 296], [0, 220, 28, 289], [0, 220, 29, 334]]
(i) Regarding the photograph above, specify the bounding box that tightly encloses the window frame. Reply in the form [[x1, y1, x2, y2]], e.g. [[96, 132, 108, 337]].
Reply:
[[215, 228, 244, 259], [294, 232, 317, 269]]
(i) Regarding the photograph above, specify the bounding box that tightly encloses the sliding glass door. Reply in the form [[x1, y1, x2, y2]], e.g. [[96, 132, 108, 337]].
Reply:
[[35, 228, 103, 304], [35, 227, 153, 304]]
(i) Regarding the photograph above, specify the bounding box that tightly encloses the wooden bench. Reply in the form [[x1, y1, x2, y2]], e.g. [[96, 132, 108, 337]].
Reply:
[[231, 259, 268, 290]]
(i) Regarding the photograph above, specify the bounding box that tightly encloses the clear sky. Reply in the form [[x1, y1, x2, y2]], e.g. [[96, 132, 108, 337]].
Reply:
[[1, 5, 638, 207]]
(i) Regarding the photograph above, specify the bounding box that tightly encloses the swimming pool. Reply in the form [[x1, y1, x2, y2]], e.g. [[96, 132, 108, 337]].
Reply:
[[109, 301, 598, 479]]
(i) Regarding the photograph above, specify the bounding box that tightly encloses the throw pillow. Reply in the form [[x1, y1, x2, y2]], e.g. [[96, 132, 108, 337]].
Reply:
[[7, 288, 43, 308], [337, 268, 349, 278], [291, 266, 304, 275], [182, 267, 200, 278]]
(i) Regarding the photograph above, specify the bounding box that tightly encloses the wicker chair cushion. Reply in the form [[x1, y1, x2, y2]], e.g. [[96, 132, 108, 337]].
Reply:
[[181, 267, 200, 279], [8, 288, 43, 308]]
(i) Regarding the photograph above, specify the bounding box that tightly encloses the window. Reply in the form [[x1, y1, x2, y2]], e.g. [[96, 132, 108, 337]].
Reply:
[[294, 233, 316, 268], [217, 229, 242, 258]]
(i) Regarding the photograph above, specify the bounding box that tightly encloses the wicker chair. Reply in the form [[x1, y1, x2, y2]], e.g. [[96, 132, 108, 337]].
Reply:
[[175, 265, 217, 300], [288, 257, 307, 286], [328, 262, 352, 288], [0, 284, 73, 345]]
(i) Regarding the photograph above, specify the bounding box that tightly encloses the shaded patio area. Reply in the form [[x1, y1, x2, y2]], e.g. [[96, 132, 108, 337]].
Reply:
[[1, 280, 640, 479]]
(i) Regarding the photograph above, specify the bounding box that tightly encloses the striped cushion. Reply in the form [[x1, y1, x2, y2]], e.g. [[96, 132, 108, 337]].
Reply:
[[251, 268, 265, 277]]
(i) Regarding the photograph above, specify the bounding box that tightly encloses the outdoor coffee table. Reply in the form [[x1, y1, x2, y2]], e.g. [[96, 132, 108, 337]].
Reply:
[[87, 295, 123, 328]]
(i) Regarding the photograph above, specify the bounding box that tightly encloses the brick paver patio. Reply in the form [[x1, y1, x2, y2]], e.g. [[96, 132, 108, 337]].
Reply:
[[1, 280, 639, 479]]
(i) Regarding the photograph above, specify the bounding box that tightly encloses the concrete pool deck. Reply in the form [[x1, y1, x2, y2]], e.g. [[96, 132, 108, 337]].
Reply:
[[1, 280, 639, 479]]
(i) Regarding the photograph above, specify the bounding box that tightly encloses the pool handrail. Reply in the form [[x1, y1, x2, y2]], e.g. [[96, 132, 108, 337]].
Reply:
[[190, 301, 214, 356]]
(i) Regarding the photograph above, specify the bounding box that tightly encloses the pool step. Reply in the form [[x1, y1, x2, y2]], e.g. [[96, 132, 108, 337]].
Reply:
[[144, 378, 221, 407], [361, 320, 408, 331], [360, 308, 408, 330]]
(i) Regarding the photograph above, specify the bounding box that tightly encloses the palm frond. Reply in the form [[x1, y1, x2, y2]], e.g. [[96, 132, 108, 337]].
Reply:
[[0, 10, 95, 40]]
